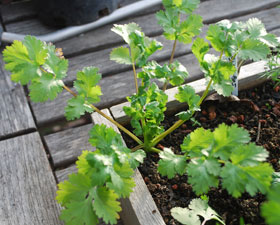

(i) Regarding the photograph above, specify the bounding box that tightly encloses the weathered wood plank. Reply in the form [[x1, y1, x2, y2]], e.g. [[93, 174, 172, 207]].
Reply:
[[110, 60, 272, 124], [0, 1, 36, 24], [64, 5, 280, 84], [44, 123, 94, 168], [6, 0, 277, 58], [0, 132, 63, 225], [0, 55, 36, 139], [5, 19, 56, 36], [57, 0, 280, 57]]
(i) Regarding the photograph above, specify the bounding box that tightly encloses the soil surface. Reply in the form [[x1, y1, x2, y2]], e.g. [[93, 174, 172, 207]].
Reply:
[[123, 80, 280, 225]]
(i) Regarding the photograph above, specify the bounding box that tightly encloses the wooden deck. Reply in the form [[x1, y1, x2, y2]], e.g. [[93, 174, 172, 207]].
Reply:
[[0, 0, 279, 224]]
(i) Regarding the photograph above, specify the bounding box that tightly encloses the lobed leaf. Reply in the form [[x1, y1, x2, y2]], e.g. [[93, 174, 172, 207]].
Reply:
[[158, 148, 188, 178], [65, 95, 93, 120], [261, 185, 280, 225], [29, 73, 64, 102], [60, 197, 99, 225], [110, 47, 131, 65], [92, 187, 122, 224]]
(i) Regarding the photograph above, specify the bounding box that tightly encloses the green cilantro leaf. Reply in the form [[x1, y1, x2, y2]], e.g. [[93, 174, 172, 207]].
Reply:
[[187, 158, 220, 194], [261, 185, 280, 225], [43, 44, 68, 79], [107, 163, 135, 198], [181, 127, 213, 157], [238, 39, 270, 61], [156, 8, 180, 41], [111, 23, 142, 45], [128, 150, 146, 169], [189, 198, 225, 224], [29, 73, 64, 102], [179, 0, 200, 14], [92, 187, 122, 224], [192, 37, 210, 62], [74, 67, 102, 103], [65, 95, 93, 120], [206, 24, 226, 52], [89, 124, 123, 152], [175, 85, 200, 111], [158, 148, 188, 179], [3, 37, 47, 85], [56, 173, 92, 205], [213, 123, 251, 160], [177, 14, 203, 44], [60, 197, 99, 225], [171, 207, 200, 225], [110, 46, 132, 65]]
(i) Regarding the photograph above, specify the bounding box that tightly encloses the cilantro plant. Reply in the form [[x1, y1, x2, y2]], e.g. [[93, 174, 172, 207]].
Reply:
[[261, 184, 280, 225], [264, 45, 280, 87], [171, 198, 225, 225], [2, 0, 279, 224]]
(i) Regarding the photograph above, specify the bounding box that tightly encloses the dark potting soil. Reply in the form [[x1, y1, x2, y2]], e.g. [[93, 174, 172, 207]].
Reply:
[[122, 80, 280, 225]]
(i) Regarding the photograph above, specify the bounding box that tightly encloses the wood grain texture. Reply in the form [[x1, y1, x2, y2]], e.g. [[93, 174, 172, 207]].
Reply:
[[44, 124, 94, 168], [64, 6, 280, 84], [0, 1, 36, 24], [0, 55, 36, 139], [6, 0, 277, 57], [110, 60, 274, 124], [0, 132, 63, 225]]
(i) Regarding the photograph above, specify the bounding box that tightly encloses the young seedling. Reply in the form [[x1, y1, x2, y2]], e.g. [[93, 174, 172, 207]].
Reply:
[[2, 0, 279, 224]]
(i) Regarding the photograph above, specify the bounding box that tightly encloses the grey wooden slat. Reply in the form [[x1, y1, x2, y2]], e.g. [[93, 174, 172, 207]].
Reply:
[[57, 0, 280, 57], [0, 56, 36, 139], [6, 0, 278, 58], [56, 164, 77, 182], [64, 5, 280, 84], [0, 132, 63, 225], [0, 1, 36, 24], [5, 19, 56, 36], [44, 123, 94, 168], [110, 60, 272, 124]]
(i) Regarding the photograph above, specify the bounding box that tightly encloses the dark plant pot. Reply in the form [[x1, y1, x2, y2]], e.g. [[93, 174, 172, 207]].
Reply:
[[33, 0, 119, 27]]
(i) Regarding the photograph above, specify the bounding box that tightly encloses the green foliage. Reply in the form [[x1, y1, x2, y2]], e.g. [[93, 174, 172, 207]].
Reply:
[[261, 185, 280, 225], [159, 124, 273, 197], [57, 124, 146, 224], [3, 1, 278, 224], [110, 23, 162, 67], [3, 36, 68, 102], [65, 67, 102, 120], [124, 83, 168, 142], [264, 45, 280, 87], [158, 148, 187, 178], [171, 198, 225, 225], [142, 60, 189, 86], [157, 0, 202, 43]]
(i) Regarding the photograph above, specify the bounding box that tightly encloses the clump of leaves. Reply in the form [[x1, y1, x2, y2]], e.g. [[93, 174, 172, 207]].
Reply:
[[171, 198, 225, 225], [261, 184, 280, 225], [158, 124, 274, 197], [2, 0, 279, 224], [264, 45, 280, 87]]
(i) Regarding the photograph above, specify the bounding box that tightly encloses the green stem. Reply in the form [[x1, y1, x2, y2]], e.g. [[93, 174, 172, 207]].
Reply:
[[132, 62, 138, 93], [150, 147, 161, 153], [151, 78, 213, 146], [131, 143, 144, 152], [62, 85, 143, 145], [162, 39, 177, 92]]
